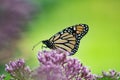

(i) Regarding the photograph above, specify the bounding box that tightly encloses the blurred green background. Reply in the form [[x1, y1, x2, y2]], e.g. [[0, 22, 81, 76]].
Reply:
[[0, 0, 120, 75]]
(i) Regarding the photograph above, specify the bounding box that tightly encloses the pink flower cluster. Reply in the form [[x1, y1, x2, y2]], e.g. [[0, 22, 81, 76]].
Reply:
[[33, 50, 95, 80], [5, 59, 31, 80]]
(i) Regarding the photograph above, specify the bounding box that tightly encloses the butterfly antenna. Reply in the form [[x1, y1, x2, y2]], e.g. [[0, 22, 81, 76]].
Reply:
[[32, 41, 42, 50]]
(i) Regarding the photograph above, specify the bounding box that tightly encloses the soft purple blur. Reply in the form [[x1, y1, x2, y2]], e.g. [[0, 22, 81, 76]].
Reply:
[[0, 0, 37, 63]]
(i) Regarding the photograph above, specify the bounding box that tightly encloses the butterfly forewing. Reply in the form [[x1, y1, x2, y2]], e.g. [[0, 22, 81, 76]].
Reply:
[[47, 24, 89, 55]]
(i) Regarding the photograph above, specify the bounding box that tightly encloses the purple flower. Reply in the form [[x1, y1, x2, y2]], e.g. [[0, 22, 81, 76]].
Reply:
[[5, 59, 31, 80], [32, 49, 95, 80], [96, 70, 120, 80]]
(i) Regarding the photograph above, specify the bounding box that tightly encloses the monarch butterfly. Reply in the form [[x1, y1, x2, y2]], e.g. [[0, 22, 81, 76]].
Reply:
[[33, 24, 89, 55]]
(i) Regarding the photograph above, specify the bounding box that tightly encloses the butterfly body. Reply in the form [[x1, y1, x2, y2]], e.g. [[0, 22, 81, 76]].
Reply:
[[42, 24, 89, 55]]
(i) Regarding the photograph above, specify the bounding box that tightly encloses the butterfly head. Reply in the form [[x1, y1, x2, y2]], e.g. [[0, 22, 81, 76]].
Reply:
[[42, 40, 49, 45], [42, 40, 55, 49]]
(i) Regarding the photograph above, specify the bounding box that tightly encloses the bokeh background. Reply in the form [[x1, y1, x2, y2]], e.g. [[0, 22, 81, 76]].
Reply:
[[0, 0, 120, 75]]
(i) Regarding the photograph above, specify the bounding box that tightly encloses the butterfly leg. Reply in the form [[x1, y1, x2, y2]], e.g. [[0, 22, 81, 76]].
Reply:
[[41, 45, 47, 50]]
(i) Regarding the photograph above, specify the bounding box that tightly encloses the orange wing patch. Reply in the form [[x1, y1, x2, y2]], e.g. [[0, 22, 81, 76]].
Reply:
[[76, 25, 84, 34]]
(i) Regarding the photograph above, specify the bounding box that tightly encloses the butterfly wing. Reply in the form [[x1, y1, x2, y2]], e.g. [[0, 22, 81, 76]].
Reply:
[[48, 24, 89, 55]]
